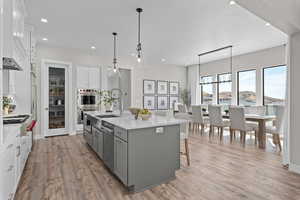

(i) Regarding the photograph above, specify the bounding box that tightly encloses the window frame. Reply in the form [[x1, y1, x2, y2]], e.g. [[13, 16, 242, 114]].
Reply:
[[200, 75, 214, 105], [217, 72, 232, 105], [237, 69, 257, 106], [262, 65, 287, 105]]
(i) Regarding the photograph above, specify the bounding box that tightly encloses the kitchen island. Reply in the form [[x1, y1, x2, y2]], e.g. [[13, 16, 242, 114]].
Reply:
[[83, 111, 186, 192]]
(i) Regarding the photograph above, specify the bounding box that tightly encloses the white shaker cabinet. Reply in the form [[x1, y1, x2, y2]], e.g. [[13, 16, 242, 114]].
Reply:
[[0, 128, 18, 200], [0, 125, 32, 200], [77, 67, 89, 89], [77, 66, 100, 89], [88, 67, 101, 89]]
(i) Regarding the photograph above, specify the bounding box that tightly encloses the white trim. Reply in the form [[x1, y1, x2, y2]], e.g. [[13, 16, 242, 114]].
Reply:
[[283, 41, 291, 165], [41, 59, 73, 138], [0, 0, 3, 145], [69, 131, 77, 136], [289, 163, 300, 174], [34, 134, 45, 140]]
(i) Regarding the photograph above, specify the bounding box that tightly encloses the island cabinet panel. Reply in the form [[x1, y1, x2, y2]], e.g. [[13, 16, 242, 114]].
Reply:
[[114, 136, 128, 185], [91, 127, 98, 152], [96, 129, 103, 159], [127, 125, 180, 192], [114, 127, 128, 141]]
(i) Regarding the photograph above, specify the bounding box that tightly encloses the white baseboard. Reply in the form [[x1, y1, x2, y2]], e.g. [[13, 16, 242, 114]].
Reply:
[[289, 163, 300, 174], [34, 134, 44, 140], [69, 131, 77, 136]]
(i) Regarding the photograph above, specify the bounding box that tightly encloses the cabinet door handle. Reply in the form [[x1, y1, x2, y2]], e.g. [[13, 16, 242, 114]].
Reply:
[[7, 144, 13, 149], [16, 146, 21, 157]]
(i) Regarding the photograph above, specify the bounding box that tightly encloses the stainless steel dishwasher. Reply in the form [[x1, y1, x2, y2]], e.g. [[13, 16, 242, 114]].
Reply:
[[101, 121, 115, 171]]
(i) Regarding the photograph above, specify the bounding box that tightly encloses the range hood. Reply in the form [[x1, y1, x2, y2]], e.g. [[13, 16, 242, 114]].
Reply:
[[3, 57, 23, 71]]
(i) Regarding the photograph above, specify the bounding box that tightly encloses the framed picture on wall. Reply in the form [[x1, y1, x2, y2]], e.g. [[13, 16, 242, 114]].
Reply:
[[169, 96, 179, 109], [157, 81, 168, 95], [143, 80, 156, 95], [169, 81, 180, 95], [157, 96, 168, 110], [143, 96, 156, 110]]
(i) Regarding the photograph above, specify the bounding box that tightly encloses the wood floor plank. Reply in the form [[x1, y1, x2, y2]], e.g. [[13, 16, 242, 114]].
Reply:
[[15, 132, 300, 200]]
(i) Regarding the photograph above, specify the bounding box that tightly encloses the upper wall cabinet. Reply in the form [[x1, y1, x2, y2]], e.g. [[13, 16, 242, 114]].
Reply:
[[77, 66, 100, 89], [89, 68, 101, 89], [12, 0, 26, 48], [3, 0, 27, 62]]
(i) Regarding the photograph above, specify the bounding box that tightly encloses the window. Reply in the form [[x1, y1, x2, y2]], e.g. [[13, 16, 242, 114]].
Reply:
[[217, 73, 232, 105], [237, 70, 256, 106], [263, 65, 287, 105], [201, 76, 214, 105]]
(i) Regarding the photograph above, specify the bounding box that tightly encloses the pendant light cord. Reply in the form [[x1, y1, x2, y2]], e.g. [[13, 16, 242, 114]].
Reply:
[[138, 12, 141, 45], [136, 8, 143, 59], [112, 32, 117, 68]]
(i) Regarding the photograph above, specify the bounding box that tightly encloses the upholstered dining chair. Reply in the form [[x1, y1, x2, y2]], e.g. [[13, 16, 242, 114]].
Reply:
[[174, 113, 191, 166], [229, 106, 258, 146], [177, 103, 187, 113], [208, 105, 230, 141], [265, 105, 285, 151], [191, 105, 209, 135]]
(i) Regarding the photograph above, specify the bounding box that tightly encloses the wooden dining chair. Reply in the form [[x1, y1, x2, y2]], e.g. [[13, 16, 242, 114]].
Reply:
[[191, 105, 209, 135], [265, 105, 284, 151], [229, 106, 258, 146], [208, 105, 230, 141]]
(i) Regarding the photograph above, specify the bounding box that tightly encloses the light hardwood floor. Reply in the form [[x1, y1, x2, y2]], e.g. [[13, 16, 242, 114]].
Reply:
[[15, 133, 300, 200]]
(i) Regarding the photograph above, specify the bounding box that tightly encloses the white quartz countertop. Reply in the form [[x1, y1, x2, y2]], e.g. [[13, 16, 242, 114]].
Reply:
[[84, 110, 187, 130], [105, 115, 187, 130]]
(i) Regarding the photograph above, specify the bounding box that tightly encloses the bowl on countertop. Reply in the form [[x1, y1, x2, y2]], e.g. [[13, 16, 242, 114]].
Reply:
[[139, 113, 152, 121]]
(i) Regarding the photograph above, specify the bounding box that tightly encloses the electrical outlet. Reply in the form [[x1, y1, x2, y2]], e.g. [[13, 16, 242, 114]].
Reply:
[[156, 127, 164, 134]]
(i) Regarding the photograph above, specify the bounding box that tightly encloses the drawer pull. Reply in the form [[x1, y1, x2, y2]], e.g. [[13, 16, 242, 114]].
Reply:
[[7, 144, 14, 149], [16, 146, 21, 157], [7, 165, 14, 172]]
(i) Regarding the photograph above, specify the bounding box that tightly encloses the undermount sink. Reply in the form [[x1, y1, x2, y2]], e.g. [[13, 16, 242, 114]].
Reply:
[[96, 115, 119, 118], [3, 115, 30, 124]]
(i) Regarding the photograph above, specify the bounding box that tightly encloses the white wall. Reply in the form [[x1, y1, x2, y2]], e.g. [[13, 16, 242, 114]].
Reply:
[[289, 31, 300, 173], [187, 45, 286, 105], [36, 44, 187, 138], [0, 0, 3, 144], [131, 64, 187, 108]]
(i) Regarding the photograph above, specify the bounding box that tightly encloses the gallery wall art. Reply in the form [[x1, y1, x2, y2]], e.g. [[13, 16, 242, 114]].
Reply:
[[143, 79, 180, 110]]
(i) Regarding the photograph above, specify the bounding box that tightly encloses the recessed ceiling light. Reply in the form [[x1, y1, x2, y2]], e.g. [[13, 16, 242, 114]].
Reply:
[[265, 22, 271, 26], [161, 58, 166, 62], [41, 18, 48, 23], [42, 38, 48, 41], [229, 1, 236, 5], [91, 46, 96, 50]]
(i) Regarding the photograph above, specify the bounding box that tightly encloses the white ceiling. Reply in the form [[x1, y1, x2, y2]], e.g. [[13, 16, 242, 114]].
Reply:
[[26, 0, 287, 66], [236, 0, 300, 35]]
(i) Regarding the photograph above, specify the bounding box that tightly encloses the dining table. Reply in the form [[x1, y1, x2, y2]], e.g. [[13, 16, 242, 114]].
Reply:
[[187, 111, 276, 149]]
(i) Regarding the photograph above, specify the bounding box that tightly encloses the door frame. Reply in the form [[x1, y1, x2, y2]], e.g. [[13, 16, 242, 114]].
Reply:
[[41, 59, 73, 137]]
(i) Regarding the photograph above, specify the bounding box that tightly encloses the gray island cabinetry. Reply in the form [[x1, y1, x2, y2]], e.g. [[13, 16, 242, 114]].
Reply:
[[83, 111, 185, 192]]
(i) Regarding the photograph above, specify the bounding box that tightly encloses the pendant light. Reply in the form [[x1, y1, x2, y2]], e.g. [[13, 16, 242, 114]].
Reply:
[[112, 32, 118, 73], [198, 45, 233, 85], [136, 8, 143, 63]]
